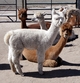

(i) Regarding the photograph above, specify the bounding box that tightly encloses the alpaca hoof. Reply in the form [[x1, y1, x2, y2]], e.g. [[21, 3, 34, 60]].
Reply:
[[39, 71, 43, 75], [15, 72, 18, 75], [56, 57, 62, 66], [15, 72, 24, 76], [21, 74, 24, 77]]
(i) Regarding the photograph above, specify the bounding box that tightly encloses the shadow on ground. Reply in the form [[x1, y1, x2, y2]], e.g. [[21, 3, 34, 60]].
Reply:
[[24, 69, 80, 78], [0, 63, 10, 70], [0, 61, 80, 78], [0, 63, 23, 70], [24, 60, 80, 78]]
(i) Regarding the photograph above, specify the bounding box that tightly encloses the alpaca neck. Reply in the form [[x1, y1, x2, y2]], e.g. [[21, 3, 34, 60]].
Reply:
[[21, 20, 28, 28], [54, 36, 68, 55], [39, 19, 47, 30], [47, 21, 60, 44]]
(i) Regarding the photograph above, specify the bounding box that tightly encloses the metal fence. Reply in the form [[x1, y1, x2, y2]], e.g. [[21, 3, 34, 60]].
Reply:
[[0, 0, 77, 22], [0, 0, 17, 23], [25, 0, 76, 21]]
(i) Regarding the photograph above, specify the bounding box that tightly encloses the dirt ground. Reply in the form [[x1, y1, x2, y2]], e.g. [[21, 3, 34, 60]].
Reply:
[[0, 21, 80, 83]]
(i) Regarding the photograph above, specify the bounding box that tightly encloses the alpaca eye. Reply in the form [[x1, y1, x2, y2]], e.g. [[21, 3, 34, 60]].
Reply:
[[56, 18, 59, 20], [69, 30, 72, 33], [37, 17, 39, 18], [37, 17, 41, 19]]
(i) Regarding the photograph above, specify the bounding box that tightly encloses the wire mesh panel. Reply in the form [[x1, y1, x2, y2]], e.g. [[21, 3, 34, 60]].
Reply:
[[0, 0, 17, 23]]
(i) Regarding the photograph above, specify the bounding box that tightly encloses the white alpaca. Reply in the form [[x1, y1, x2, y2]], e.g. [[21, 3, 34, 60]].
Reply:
[[4, 9, 65, 76], [33, 7, 67, 29], [32, 12, 47, 30]]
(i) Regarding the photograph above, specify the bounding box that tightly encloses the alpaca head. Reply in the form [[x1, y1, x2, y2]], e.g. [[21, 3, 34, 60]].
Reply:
[[18, 8, 27, 21], [59, 7, 68, 23], [59, 7, 68, 19], [59, 7, 68, 14], [68, 9, 78, 16], [67, 15, 77, 26], [51, 9, 65, 27], [60, 23, 73, 38], [32, 12, 46, 22]]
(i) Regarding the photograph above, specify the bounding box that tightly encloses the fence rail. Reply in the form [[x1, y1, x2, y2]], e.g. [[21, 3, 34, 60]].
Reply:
[[0, 0, 17, 23], [24, 0, 77, 21], [0, 0, 78, 23]]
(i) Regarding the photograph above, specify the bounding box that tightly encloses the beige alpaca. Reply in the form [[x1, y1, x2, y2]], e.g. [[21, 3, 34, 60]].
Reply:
[[18, 8, 50, 29], [18, 8, 67, 63], [18, 7, 67, 29], [67, 8, 80, 26], [22, 12, 75, 67], [23, 22, 73, 67]]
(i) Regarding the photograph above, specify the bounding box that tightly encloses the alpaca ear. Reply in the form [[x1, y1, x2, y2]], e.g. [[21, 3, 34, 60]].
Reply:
[[43, 12, 47, 16], [64, 7, 68, 10], [59, 7, 64, 12], [61, 7, 67, 14], [17, 8, 20, 11], [25, 8, 28, 11], [52, 9, 56, 14]]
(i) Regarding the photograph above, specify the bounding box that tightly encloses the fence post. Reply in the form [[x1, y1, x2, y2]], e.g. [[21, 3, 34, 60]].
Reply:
[[76, 0, 80, 9], [16, 0, 17, 21], [24, 0, 27, 9], [22, 0, 24, 8]]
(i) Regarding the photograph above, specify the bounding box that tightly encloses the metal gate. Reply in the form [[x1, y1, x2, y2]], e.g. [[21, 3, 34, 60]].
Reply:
[[0, 0, 17, 23], [24, 0, 77, 21], [0, 0, 77, 22]]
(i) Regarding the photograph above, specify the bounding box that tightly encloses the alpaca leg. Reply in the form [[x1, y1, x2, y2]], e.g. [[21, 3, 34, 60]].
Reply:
[[14, 58, 24, 76], [43, 59, 57, 67], [8, 56, 16, 73], [56, 57, 62, 66], [8, 47, 24, 76], [8, 47, 16, 73], [37, 50, 45, 75], [12, 52, 24, 76]]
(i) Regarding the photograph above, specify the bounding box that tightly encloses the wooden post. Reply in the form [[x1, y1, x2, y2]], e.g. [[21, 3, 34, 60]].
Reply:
[[76, 0, 80, 9]]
